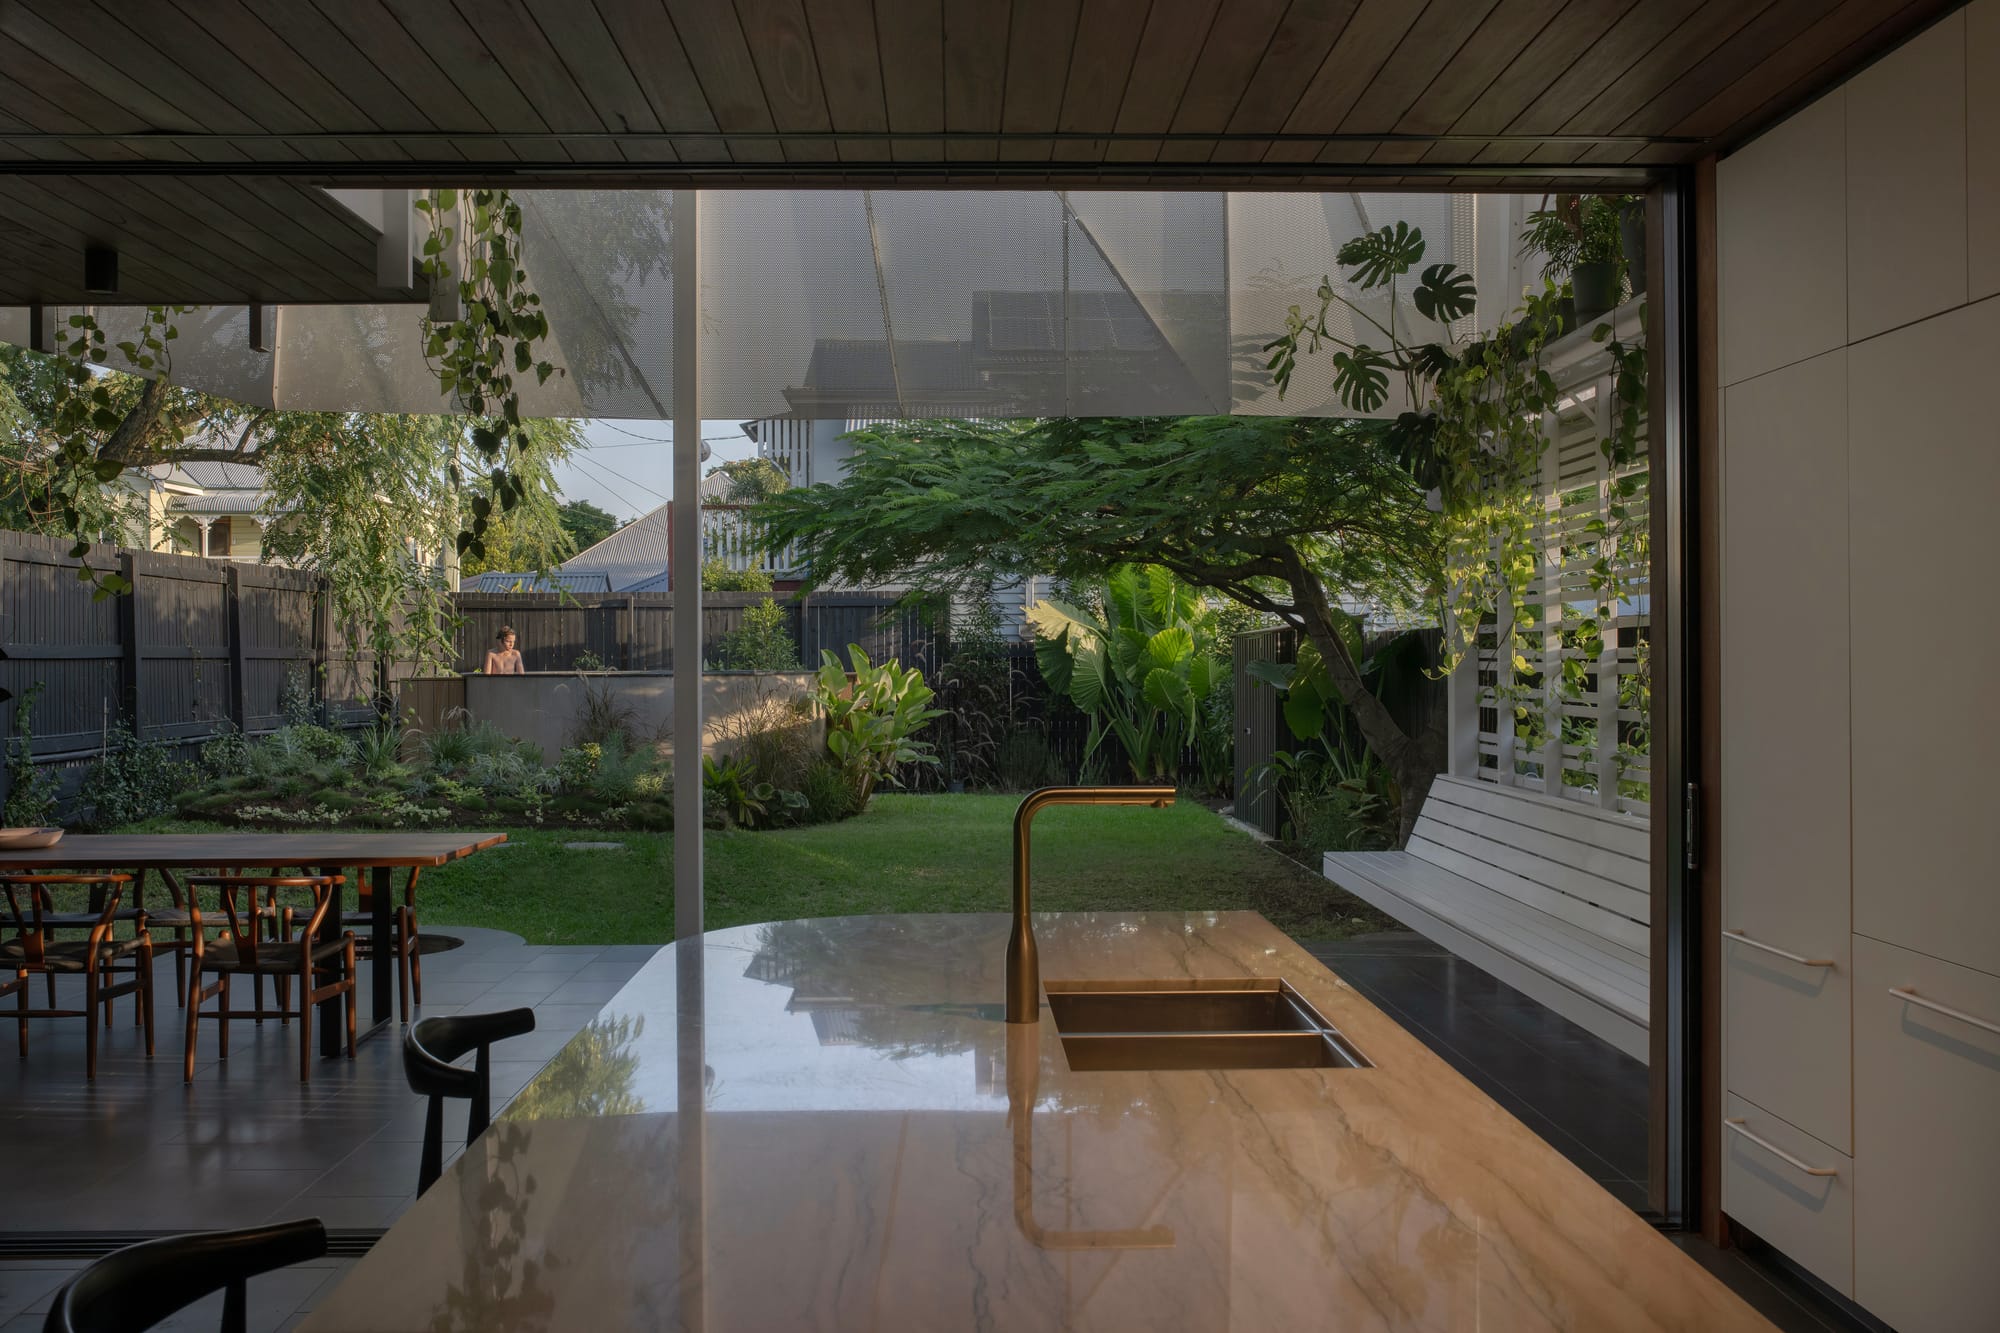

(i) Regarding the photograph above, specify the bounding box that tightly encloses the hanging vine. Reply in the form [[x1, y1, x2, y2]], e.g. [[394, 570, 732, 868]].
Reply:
[[415, 188, 564, 566], [1267, 222, 1650, 798]]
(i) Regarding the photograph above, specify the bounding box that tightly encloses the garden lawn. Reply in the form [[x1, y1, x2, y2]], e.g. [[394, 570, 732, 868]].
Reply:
[[121, 795, 1396, 947]]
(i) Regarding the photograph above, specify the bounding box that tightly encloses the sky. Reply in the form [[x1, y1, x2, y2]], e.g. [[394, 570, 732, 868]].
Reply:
[[551, 419, 761, 523]]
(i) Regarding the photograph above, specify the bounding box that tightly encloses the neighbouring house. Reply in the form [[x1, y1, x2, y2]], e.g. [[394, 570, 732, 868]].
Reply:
[[469, 472, 735, 594], [123, 459, 273, 562]]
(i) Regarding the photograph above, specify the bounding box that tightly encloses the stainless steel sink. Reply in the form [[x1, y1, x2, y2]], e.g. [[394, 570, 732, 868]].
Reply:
[[1044, 978, 1371, 1071]]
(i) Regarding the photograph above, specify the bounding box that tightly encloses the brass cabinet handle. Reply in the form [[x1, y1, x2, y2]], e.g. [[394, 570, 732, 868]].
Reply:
[[1723, 929, 1834, 968], [1725, 1118, 1837, 1177], [1889, 987, 2000, 1038]]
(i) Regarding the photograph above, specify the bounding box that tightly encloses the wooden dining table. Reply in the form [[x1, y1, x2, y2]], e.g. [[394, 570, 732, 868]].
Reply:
[[0, 832, 507, 1053]]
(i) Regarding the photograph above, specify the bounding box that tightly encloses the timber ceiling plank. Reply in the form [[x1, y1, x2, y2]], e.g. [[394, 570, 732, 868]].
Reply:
[[1265, 0, 1432, 164], [997, 0, 1082, 162], [1053, 0, 1152, 163], [374, 0, 577, 167], [299, 0, 502, 162], [1222, 0, 1360, 162], [1105, 0, 1221, 163], [0, 42, 175, 166], [1153, 0, 1284, 164], [1333, 0, 1500, 135], [1364, 0, 1567, 164], [803, 0, 892, 161], [1473, 0, 1705, 161], [735, 0, 841, 163], [165, 0, 410, 166], [1524, 0, 1776, 165], [143, 176, 380, 301], [873, 0, 945, 163], [665, 0, 785, 162], [121, 176, 358, 303], [0, 176, 283, 302], [595, 0, 729, 162], [1416, 0, 1633, 166], [943, 0, 1013, 163], [1666, 0, 1959, 139], [73, 1, 335, 163], [0, 6, 209, 142], [451, 0, 633, 164]]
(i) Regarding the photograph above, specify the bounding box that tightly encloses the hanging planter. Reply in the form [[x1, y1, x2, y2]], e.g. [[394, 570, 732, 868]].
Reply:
[[1572, 261, 1621, 323], [1619, 200, 1647, 297]]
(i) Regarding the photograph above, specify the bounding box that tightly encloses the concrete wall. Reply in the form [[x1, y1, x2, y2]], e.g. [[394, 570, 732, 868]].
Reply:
[[399, 671, 819, 763]]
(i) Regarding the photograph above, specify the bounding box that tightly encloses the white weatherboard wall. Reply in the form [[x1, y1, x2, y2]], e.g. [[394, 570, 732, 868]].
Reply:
[[1716, 7, 2000, 1330]]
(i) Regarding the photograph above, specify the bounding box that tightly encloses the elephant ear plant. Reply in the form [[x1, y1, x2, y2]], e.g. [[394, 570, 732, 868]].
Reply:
[[812, 645, 945, 808], [1027, 565, 1225, 784]]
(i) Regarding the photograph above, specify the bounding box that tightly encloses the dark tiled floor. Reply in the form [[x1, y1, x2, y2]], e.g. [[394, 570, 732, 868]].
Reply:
[[0, 927, 656, 1241], [1305, 930, 1651, 1204]]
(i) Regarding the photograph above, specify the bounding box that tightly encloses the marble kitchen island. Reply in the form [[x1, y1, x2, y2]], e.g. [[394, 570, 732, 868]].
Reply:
[[303, 912, 1770, 1331]]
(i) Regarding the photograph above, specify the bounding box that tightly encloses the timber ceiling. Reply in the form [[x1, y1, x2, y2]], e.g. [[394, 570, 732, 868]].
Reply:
[[0, 0, 1963, 303]]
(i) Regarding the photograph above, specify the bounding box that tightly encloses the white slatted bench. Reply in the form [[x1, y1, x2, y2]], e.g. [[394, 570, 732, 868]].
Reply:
[[1323, 775, 1651, 1061]]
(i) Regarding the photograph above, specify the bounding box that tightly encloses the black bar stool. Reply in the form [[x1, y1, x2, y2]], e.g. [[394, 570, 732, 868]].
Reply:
[[43, 1218, 327, 1333], [403, 1007, 538, 1193]]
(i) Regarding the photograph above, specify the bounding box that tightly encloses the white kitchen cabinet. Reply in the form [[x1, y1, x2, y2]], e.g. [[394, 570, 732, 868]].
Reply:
[[1717, 91, 1845, 387], [1721, 1094, 1853, 1298], [1848, 301, 2000, 979], [1846, 11, 1967, 339], [1721, 349, 1852, 1151], [1853, 935, 2000, 1333]]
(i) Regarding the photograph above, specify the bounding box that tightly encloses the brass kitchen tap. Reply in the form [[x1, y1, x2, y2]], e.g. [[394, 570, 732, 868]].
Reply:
[[1006, 785, 1176, 1024]]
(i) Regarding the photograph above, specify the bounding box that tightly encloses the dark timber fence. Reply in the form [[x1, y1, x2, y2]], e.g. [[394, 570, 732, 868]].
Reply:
[[1231, 624, 1448, 837], [448, 591, 944, 678], [0, 532, 398, 805]]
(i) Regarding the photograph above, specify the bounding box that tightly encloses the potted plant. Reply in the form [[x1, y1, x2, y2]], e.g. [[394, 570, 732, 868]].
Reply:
[[1520, 194, 1629, 323], [1619, 198, 1646, 297]]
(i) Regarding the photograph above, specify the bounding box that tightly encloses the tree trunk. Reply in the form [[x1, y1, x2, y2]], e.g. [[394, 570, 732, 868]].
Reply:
[[1282, 556, 1446, 847]]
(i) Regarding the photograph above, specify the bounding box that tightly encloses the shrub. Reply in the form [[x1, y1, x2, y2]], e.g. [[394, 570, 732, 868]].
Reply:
[[701, 754, 771, 829], [80, 725, 195, 829], [936, 599, 1014, 789], [354, 723, 406, 779], [800, 758, 857, 824], [713, 690, 818, 792], [996, 729, 1065, 791], [199, 727, 253, 779], [569, 675, 640, 748], [715, 598, 800, 671], [423, 727, 475, 772], [701, 558, 772, 592], [3, 682, 62, 828], [813, 646, 944, 808], [279, 668, 316, 727], [573, 650, 606, 671]]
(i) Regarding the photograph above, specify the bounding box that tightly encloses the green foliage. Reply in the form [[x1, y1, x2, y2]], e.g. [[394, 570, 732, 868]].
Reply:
[[80, 724, 195, 829], [936, 598, 1016, 790], [3, 682, 61, 828], [812, 645, 945, 807], [558, 499, 621, 553], [1252, 741, 1395, 854], [717, 692, 819, 794], [423, 727, 476, 773], [354, 723, 406, 780], [995, 729, 1066, 791], [1519, 194, 1636, 280], [715, 597, 800, 671], [568, 675, 640, 748], [799, 757, 860, 824], [701, 558, 773, 592], [415, 187, 564, 567], [702, 753, 772, 829], [199, 728, 253, 779], [1026, 566, 1226, 783], [572, 650, 606, 672], [708, 457, 790, 503]]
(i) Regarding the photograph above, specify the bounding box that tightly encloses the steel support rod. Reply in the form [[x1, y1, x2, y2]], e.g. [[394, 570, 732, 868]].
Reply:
[[671, 189, 703, 941]]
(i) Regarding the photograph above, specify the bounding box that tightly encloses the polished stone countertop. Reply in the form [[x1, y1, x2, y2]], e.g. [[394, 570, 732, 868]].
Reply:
[[304, 912, 1771, 1331]]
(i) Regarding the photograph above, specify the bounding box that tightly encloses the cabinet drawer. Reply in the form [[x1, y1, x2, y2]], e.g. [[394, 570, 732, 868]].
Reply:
[[1724, 928, 1851, 1153], [1854, 935, 2000, 1333], [1722, 1094, 1853, 1298]]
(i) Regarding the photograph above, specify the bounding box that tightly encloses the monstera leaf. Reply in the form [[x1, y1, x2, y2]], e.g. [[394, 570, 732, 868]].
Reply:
[[1413, 263, 1476, 323], [1335, 221, 1426, 289], [1331, 348, 1391, 413]]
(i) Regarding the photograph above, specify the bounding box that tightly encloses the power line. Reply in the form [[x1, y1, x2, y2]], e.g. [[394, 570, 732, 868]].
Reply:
[[563, 450, 670, 506]]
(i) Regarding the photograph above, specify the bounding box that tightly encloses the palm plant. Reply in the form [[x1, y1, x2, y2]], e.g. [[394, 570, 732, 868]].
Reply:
[[1026, 565, 1225, 783]]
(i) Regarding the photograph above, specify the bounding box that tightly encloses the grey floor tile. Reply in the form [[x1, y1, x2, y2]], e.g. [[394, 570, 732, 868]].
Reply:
[[0, 1266, 80, 1321]]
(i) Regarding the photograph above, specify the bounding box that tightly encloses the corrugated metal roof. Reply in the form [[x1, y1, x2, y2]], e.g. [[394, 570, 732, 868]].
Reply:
[[560, 505, 671, 591], [170, 492, 267, 515], [461, 570, 614, 594]]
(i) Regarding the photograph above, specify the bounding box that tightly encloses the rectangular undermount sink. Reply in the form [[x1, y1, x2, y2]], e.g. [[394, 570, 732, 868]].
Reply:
[[1045, 978, 1371, 1072]]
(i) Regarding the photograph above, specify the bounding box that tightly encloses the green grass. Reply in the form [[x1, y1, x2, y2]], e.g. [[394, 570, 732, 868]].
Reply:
[[118, 795, 1396, 947]]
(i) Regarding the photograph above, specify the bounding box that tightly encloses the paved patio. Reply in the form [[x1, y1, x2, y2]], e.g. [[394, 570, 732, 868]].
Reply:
[[0, 926, 655, 1245]]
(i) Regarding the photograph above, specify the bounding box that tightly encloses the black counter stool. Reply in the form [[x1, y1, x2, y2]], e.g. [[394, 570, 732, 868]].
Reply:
[[43, 1218, 327, 1333], [403, 1008, 537, 1192]]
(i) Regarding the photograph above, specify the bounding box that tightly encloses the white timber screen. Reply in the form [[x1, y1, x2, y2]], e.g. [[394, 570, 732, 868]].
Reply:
[[1457, 300, 1652, 823]]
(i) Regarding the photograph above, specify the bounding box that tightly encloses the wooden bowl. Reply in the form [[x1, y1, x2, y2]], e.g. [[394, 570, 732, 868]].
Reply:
[[0, 827, 64, 849]]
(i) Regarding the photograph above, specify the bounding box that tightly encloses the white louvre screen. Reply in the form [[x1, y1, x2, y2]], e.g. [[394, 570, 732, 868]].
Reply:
[[1474, 303, 1652, 822]]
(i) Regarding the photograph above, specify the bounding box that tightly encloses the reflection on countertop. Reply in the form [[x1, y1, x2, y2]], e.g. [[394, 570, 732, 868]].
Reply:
[[303, 912, 1773, 1332]]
